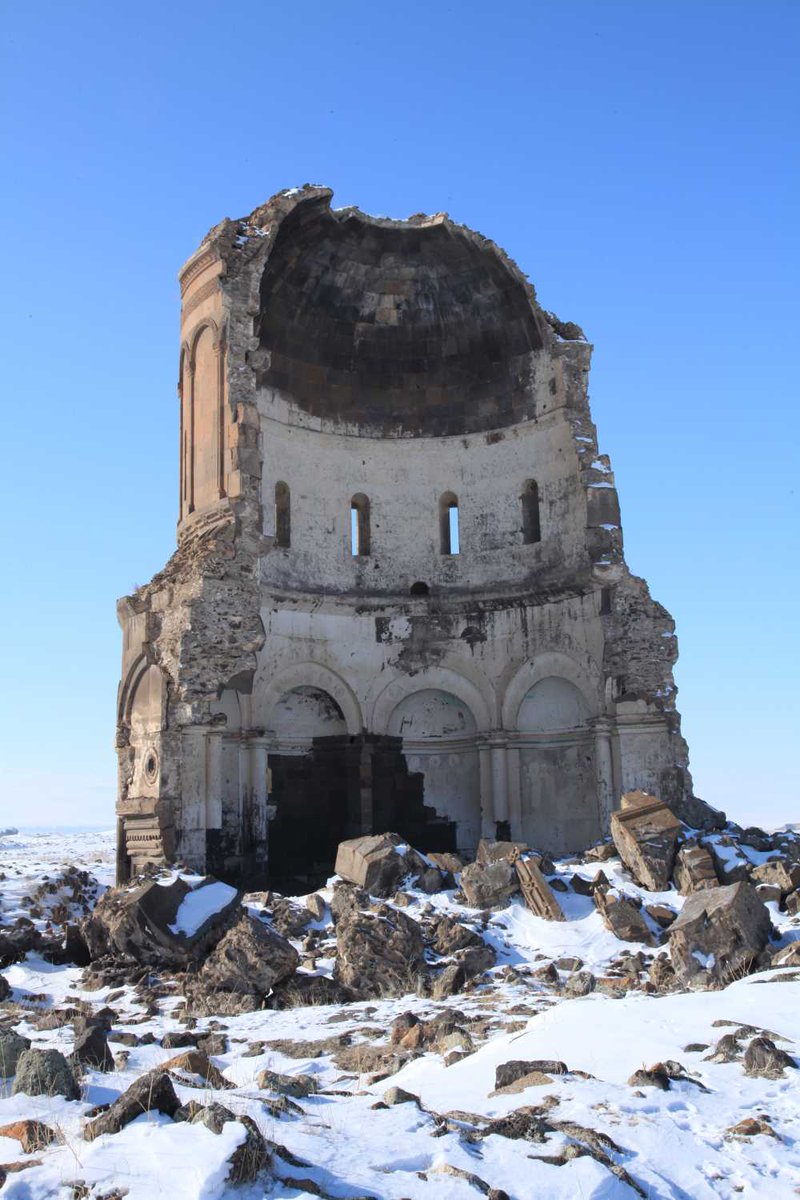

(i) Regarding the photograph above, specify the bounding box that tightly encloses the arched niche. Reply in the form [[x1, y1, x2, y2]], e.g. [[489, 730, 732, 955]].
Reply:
[[270, 686, 348, 739], [189, 322, 224, 512], [129, 664, 166, 736], [518, 677, 588, 733], [387, 688, 477, 739], [254, 660, 363, 736], [370, 666, 492, 735], [501, 651, 600, 731]]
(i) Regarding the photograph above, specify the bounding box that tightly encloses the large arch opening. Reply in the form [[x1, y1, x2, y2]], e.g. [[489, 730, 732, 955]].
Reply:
[[387, 688, 480, 853], [516, 676, 601, 854]]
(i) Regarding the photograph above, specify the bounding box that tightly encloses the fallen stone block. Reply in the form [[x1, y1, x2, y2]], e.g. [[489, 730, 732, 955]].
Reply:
[[669, 881, 772, 987], [751, 859, 800, 897], [515, 857, 565, 921], [594, 890, 654, 945], [81, 874, 242, 967], [185, 914, 299, 1015], [672, 842, 719, 895], [610, 791, 682, 891], [334, 833, 425, 898], [460, 859, 518, 908], [333, 901, 425, 998], [477, 839, 528, 865]]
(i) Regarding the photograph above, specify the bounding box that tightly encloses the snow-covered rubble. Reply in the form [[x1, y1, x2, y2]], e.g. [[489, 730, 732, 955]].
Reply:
[[0, 823, 798, 1198]]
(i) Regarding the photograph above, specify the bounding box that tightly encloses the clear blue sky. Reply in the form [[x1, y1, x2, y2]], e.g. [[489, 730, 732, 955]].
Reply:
[[1, 1, 797, 830]]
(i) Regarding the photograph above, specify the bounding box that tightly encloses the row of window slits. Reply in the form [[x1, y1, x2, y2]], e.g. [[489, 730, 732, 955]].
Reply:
[[273, 481, 541, 556]]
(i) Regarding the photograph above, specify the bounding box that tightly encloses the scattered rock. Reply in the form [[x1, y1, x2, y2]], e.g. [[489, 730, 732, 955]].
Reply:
[[257, 1069, 318, 1097], [669, 882, 772, 987], [81, 874, 241, 967], [495, 1059, 567, 1089], [305, 893, 326, 921], [0, 1031, 30, 1077], [0, 1119, 60, 1152], [382, 1086, 420, 1106], [728, 1116, 779, 1139], [460, 859, 518, 909], [743, 1036, 796, 1079], [13, 1048, 80, 1100], [644, 903, 676, 929], [186, 914, 299, 1014], [84, 1071, 180, 1140], [477, 839, 528, 865], [610, 791, 682, 890], [564, 970, 596, 997], [672, 842, 719, 895], [333, 900, 425, 998], [752, 859, 800, 898], [73, 1016, 114, 1072], [628, 1066, 670, 1090], [594, 890, 654, 945], [225, 1115, 272, 1184]]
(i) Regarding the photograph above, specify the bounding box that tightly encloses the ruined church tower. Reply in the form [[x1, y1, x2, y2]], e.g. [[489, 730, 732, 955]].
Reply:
[[115, 186, 693, 887]]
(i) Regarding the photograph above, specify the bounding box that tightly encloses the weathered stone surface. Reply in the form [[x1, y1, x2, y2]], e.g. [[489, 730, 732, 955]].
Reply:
[[81, 874, 241, 967], [225, 1115, 272, 1183], [84, 1071, 180, 1140], [669, 881, 772, 987], [611, 791, 682, 891], [186, 914, 298, 1013], [564, 970, 596, 997], [496, 1060, 568, 1089], [161, 1050, 231, 1089], [0, 1120, 60, 1153], [477, 839, 528, 865], [269, 898, 312, 939], [256, 1068, 318, 1097], [673, 842, 719, 895], [335, 833, 424, 898], [460, 859, 518, 909], [515, 856, 565, 921], [72, 1016, 114, 1072], [334, 901, 425, 998], [743, 1036, 796, 1078], [0, 1031, 30, 1077], [13, 1049, 80, 1100], [427, 852, 464, 875], [115, 186, 698, 891], [751, 859, 800, 897], [594, 891, 654, 945]]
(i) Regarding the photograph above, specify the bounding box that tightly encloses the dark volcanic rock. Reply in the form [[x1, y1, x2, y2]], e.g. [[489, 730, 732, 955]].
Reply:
[[84, 1071, 180, 1140], [81, 874, 241, 967], [186, 914, 298, 1015], [13, 1049, 80, 1100], [334, 900, 425, 998]]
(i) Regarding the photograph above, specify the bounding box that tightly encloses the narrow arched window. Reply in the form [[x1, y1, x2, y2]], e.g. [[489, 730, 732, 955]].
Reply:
[[439, 492, 459, 555], [522, 479, 541, 544], [351, 493, 370, 556], [275, 481, 291, 548]]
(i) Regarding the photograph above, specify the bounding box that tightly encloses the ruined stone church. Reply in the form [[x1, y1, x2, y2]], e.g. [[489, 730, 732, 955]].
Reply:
[[116, 186, 693, 888]]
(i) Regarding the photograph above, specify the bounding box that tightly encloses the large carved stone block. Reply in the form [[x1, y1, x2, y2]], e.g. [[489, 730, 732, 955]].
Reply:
[[611, 791, 682, 891]]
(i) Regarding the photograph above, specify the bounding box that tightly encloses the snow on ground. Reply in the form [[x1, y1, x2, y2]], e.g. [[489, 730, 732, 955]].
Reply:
[[0, 829, 798, 1198]]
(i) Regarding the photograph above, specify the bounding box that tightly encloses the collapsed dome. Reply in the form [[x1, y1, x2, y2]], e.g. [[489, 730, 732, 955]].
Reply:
[[256, 197, 546, 436]]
